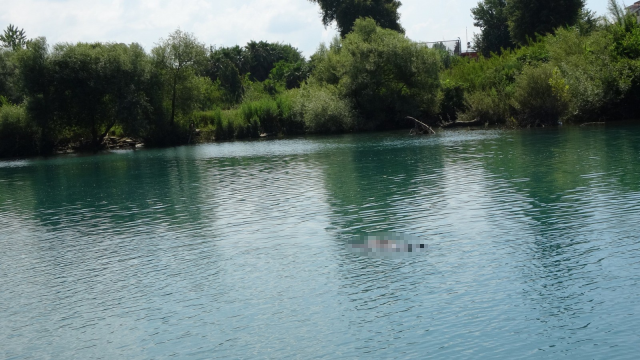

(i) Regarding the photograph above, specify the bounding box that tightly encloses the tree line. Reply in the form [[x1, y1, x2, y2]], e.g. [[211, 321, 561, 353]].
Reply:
[[1, 0, 639, 158], [0, 28, 313, 157], [443, 0, 640, 127]]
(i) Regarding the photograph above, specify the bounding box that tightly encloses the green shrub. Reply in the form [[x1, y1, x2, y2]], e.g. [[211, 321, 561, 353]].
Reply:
[[547, 28, 630, 121], [0, 104, 40, 158], [458, 88, 511, 124], [275, 90, 304, 134], [438, 80, 467, 122], [239, 98, 279, 134], [294, 83, 356, 133], [511, 65, 569, 126], [193, 108, 223, 128]]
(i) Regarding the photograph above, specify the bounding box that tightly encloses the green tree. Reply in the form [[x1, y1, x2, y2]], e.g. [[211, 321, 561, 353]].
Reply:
[[152, 29, 207, 126], [308, 0, 404, 37], [17, 37, 57, 152], [47, 42, 153, 148], [245, 41, 304, 82], [268, 60, 311, 90], [310, 18, 441, 129], [506, 0, 585, 45], [0, 24, 27, 51], [206, 41, 305, 103], [471, 0, 513, 56], [0, 49, 22, 103]]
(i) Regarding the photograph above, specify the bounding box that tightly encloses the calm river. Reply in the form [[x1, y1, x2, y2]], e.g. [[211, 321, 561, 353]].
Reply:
[[1, 126, 640, 359]]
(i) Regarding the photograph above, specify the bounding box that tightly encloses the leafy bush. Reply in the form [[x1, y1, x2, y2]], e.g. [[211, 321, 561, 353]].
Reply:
[[438, 80, 467, 122], [0, 104, 39, 157], [240, 98, 279, 134], [457, 88, 511, 124], [275, 90, 304, 134], [511, 65, 569, 126], [193, 108, 223, 128], [293, 83, 356, 133]]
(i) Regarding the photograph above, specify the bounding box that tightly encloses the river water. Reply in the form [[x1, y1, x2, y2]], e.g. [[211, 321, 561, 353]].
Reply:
[[1, 126, 640, 359]]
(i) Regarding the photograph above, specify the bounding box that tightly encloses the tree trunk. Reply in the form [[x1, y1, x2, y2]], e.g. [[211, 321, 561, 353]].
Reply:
[[98, 119, 117, 146]]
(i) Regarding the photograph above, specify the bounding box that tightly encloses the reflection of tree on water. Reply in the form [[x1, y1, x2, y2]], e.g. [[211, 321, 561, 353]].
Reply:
[[26, 149, 205, 230], [0, 148, 228, 357], [475, 126, 640, 326], [307, 133, 445, 353], [315, 133, 446, 236]]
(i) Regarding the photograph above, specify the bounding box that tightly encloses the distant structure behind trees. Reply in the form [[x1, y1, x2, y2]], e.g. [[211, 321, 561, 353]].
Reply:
[[627, 1, 640, 22]]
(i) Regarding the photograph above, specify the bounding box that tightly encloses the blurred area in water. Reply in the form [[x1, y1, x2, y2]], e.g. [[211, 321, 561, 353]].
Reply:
[[347, 232, 428, 259]]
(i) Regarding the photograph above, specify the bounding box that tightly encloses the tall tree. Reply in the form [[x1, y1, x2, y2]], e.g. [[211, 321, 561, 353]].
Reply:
[[152, 29, 206, 126], [0, 24, 27, 51], [0, 49, 22, 103], [49, 42, 152, 148], [245, 41, 304, 82], [308, 0, 404, 37], [310, 18, 441, 129], [17, 37, 58, 151], [506, 0, 585, 45], [471, 0, 513, 56]]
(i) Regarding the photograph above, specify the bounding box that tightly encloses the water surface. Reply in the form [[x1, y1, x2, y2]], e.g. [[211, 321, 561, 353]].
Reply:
[[1, 126, 640, 359]]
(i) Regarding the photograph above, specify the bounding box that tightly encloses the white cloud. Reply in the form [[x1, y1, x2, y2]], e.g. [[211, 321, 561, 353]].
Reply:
[[0, 0, 610, 57]]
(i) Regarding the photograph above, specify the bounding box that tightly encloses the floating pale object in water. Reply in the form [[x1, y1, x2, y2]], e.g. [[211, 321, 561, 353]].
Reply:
[[347, 232, 428, 259]]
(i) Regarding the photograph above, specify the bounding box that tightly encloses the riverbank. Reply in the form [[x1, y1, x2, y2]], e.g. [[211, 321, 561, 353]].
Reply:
[[3, 120, 638, 162]]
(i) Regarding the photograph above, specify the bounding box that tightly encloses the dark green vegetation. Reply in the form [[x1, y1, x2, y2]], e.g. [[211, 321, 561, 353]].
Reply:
[[471, 0, 594, 55], [506, 0, 585, 45], [0, 18, 444, 158], [307, 0, 403, 36], [450, 0, 640, 127], [471, 0, 512, 57], [1, 0, 639, 158], [0, 24, 27, 51], [0, 28, 316, 157]]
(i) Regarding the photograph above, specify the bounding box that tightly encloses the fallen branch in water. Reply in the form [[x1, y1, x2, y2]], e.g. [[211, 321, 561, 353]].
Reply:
[[406, 116, 435, 135], [441, 119, 486, 128]]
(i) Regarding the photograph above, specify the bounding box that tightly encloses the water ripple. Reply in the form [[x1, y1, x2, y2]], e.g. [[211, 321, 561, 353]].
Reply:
[[1, 127, 640, 359]]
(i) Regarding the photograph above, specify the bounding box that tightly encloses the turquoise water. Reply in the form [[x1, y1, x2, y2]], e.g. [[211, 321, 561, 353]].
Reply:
[[1, 127, 640, 359]]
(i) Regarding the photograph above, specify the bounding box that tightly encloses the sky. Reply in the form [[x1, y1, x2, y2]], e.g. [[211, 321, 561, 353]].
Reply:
[[1, 0, 609, 57]]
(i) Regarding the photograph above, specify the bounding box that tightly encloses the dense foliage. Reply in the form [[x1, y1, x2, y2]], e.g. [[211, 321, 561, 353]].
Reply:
[[308, 0, 404, 36], [445, 0, 640, 127], [1, 0, 640, 158], [472, 0, 586, 54], [308, 18, 441, 130], [507, 0, 585, 45], [0, 28, 318, 156], [0, 24, 26, 51], [471, 0, 513, 56]]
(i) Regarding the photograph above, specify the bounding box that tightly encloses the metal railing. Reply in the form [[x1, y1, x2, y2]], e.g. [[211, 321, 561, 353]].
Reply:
[[418, 39, 462, 56]]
